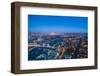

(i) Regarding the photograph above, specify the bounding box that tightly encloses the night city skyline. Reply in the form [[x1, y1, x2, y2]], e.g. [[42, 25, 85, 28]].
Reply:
[[28, 15, 88, 33], [28, 15, 88, 60]]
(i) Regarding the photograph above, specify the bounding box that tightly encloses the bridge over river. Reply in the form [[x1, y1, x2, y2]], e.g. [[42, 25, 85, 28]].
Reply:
[[28, 43, 56, 50]]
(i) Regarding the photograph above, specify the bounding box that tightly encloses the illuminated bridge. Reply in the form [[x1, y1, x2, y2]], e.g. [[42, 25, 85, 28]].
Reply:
[[28, 43, 55, 49]]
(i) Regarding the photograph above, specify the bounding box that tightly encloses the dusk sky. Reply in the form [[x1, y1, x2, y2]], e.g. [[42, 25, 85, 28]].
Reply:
[[28, 15, 88, 33]]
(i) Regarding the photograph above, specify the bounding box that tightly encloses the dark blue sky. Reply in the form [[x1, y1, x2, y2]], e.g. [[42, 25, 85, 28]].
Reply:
[[28, 15, 88, 33]]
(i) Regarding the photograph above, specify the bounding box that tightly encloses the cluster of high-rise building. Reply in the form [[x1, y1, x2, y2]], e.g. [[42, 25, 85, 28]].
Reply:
[[28, 32, 88, 60]]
